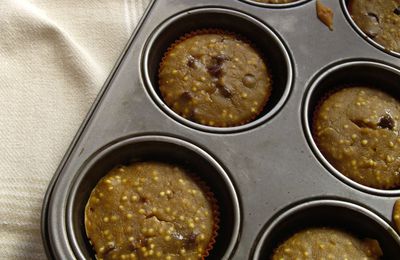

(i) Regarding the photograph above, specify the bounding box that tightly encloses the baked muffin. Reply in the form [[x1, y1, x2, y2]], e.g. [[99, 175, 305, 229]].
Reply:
[[348, 0, 400, 53], [313, 87, 400, 189], [252, 0, 300, 3], [85, 162, 218, 260], [393, 199, 400, 234], [159, 30, 272, 127], [272, 227, 383, 259]]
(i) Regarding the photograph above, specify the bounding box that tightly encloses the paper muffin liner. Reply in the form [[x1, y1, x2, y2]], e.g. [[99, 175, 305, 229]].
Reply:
[[84, 162, 221, 259], [158, 28, 273, 127], [190, 174, 220, 259]]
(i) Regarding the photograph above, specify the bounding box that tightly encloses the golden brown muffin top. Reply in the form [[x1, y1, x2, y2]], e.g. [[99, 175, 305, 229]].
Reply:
[[159, 31, 271, 127], [349, 0, 400, 53], [272, 227, 382, 260], [314, 87, 400, 189], [85, 162, 217, 260]]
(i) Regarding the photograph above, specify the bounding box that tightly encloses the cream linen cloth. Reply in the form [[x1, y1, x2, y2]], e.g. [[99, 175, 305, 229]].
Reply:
[[0, 0, 150, 258]]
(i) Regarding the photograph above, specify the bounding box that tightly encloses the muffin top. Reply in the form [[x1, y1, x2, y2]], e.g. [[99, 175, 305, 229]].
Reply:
[[159, 31, 271, 127], [272, 227, 382, 259], [349, 0, 400, 53], [313, 87, 400, 189], [85, 162, 217, 260]]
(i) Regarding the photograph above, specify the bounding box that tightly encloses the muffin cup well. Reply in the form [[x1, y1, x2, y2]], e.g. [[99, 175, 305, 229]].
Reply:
[[303, 60, 400, 196], [252, 199, 400, 259], [240, 0, 311, 8], [142, 7, 293, 133], [66, 135, 240, 259], [341, 0, 400, 58]]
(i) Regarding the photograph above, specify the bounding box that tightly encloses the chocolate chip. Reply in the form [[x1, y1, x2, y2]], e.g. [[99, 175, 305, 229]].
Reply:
[[180, 91, 193, 101], [207, 55, 229, 77], [207, 64, 223, 77], [242, 74, 256, 88], [378, 114, 395, 130], [139, 196, 148, 204], [139, 237, 149, 248], [184, 232, 198, 248], [214, 54, 228, 64], [217, 83, 232, 98], [187, 56, 201, 69], [394, 7, 400, 15]]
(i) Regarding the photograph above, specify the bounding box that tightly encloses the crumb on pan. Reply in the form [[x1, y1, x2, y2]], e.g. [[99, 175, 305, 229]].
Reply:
[[316, 0, 334, 31]]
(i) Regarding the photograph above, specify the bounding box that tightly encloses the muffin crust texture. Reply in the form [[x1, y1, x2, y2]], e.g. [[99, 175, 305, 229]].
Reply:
[[314, 87, 400, 189], [85, 162, 217, 260], [159, 31, 271, 127], [272, 227, 382, 259]]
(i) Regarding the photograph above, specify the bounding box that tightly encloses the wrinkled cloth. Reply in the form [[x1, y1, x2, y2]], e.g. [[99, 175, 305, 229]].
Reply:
[[0, 0, 149, 258]]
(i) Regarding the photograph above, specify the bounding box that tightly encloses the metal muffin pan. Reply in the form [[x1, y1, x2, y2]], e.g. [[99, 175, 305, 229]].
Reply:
[[240, 0, 311, 9], [67, 136, 240, 259], [41, 0, 400, 259]]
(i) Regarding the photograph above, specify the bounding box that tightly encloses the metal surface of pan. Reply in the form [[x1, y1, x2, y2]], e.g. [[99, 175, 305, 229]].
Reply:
[[41, 0, 400, 259]]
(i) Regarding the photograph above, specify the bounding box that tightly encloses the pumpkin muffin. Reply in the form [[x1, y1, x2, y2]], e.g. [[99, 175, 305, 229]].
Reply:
[[313, 87, 400, 189], [348, 0, 400, 53], [85, 162, 218, 260], [159, 30, 272, 127], [272, 227, 383, 259]]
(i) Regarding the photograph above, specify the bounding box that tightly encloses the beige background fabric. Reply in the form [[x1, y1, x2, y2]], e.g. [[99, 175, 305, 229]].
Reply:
[[0, 0, 150, 258]]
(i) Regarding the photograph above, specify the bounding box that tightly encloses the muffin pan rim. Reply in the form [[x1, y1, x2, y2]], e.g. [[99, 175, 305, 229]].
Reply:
[[340, 0, 400, 59], [141, 6, 294, 134], [303, 59, 400, 196], [239, 0, 311, 9], [252, 198, 400, 259], [65, 134, 242, 260]]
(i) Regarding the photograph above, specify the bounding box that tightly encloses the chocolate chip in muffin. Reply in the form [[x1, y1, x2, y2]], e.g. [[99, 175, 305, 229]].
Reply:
[[85, 162, 219, 260], [349, 0, 400, 52], [378, 114, 395, 130], [159, 30, 272, 127], [313, 87, 400, 189], [394, 6, 400, 15]]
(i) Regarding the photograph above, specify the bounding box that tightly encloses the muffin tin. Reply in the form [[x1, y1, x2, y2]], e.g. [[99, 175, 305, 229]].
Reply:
[[41, 0, 400, 259]]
